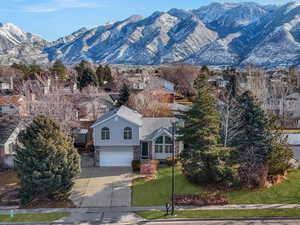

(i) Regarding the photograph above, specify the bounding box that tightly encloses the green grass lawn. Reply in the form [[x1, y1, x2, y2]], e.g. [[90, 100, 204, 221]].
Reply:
[[132, 167, 300, 206], [138, 208, 300, 220], [0, 212, 70, 223], [133, 167, 199, 206]]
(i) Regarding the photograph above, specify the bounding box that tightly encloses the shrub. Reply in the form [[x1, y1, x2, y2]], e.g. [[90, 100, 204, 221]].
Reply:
[[165, 157, 177, 167], [140, 163, 157, 175], [132, 160, 141, 172]]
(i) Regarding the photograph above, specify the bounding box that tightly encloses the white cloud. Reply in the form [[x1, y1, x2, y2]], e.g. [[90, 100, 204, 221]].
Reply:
[[22, 0, 107, 13]]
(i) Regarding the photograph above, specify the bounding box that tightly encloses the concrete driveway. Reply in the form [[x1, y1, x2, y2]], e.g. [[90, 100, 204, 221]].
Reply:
[[70, 167, 134, 208]]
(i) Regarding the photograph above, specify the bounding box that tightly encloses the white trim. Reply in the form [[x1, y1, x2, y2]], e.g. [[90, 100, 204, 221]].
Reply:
[[152, 128, 172, 141], [91, 114, 142, 128], [91, 114, 117, 128]]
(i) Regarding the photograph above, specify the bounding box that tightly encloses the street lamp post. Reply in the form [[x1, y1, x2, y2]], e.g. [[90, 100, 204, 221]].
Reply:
[[171, 122, 176, 215]]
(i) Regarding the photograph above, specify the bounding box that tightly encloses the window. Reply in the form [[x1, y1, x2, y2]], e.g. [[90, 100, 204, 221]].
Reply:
[[101, 127, 110, 140], [155, 136, 164, 153], [155, 135, 173, 153], [165, 136, 173, 153], [124, 127, 132, 140]]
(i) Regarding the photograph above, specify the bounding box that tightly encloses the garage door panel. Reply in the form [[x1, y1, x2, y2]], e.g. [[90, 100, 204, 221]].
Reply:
[[100, 150, 133, 167]]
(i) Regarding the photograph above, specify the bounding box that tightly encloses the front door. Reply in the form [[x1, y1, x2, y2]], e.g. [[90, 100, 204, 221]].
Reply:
[[141, 142, 149, 159]]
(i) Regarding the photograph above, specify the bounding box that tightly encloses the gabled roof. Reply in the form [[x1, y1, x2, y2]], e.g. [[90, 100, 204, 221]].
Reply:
[[0, 118, 22, 145], [141, 117, 179, 141], [0, 95, 25, 105], [91, 106, 143, 128]]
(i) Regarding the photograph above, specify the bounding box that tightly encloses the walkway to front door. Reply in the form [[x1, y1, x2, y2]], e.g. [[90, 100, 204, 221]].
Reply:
[[70, 167, 134, 207]]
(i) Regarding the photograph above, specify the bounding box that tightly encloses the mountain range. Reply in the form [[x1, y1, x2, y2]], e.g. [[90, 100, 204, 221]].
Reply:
[[1, 1, 300, 68]]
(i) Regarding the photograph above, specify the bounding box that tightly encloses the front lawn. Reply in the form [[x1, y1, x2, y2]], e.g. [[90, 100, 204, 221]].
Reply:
[[133, 167, 199, 206], [0, 212, 70, 223], [138, 208, 300, 220], [132, 167, 300, 206]]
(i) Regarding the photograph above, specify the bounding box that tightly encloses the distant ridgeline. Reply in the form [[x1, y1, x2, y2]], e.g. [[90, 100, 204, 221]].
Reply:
[[0, 2, 300, 68]]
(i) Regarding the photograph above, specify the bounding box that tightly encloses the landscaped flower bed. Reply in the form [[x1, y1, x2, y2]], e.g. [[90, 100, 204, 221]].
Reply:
[[174, 192, 228, 206]]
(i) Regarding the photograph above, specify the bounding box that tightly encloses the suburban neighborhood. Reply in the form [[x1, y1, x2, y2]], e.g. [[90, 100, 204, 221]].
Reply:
[[1, 61, 300, 225], [1, 1, 300, 224]]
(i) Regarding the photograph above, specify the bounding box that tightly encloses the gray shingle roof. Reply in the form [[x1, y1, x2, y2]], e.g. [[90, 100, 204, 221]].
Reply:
[[92, 106, 143, 127], [0, 119, 21, 145], [141, 117, 179, 141]]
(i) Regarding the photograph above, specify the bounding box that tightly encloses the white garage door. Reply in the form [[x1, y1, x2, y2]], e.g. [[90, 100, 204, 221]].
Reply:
[[99, 150, 133, 167]]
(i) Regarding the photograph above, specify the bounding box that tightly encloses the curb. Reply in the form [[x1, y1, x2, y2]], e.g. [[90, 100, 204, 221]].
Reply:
[[137, 217, 300, 224]]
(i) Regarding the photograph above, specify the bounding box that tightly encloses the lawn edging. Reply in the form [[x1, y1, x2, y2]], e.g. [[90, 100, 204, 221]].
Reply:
[[137, 208, 300, 220]]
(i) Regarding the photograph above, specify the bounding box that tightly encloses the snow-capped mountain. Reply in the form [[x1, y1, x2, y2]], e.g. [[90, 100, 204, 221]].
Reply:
[[0, 23, 49, 65], [1, 2, 300, 68]]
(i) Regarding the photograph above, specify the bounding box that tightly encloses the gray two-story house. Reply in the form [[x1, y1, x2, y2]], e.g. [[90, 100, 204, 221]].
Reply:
[[91, 106, 183, 167]]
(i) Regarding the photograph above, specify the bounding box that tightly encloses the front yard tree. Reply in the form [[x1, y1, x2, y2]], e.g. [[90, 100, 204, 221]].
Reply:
[[230, 91, 272, 188], [178, 72, 239, 187], [15, 115, 80, 204], [117, 83, 130, 107]]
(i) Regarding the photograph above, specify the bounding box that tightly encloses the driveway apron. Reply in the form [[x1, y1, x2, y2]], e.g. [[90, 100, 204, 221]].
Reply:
[[70, 167, 133, 208]]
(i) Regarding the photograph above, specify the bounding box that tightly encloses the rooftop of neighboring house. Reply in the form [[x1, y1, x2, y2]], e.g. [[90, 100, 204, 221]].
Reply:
[[77, 93, 115, 107], [286, 93, 300, 100], [148, 76, 175, 93], [0, 117, 22, 145], [0, 95, 25, 105]]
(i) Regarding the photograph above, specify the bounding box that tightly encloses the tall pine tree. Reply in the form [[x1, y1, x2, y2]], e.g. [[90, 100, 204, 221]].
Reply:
[[15, 115, 80, 204], [95, 65, 104, 87], [51, 60, 68, 81], [178, 72, 239, 187], [77, 67, 97, 90], [103, 65, 113, 83], [117, 83, 130, 107], [230, 91, 272, 187]]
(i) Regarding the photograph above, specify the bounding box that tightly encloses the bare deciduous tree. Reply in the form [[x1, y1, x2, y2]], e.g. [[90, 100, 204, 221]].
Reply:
[[128, 91, 171, 117]]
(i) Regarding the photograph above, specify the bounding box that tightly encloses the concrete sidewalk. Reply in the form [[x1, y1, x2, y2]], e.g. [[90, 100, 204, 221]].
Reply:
[[1, 205, 300, 225], [1, 204, 300, 214]]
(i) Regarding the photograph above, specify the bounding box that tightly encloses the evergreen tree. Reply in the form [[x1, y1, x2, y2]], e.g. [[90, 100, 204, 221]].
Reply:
[[103, 65, 113, 83], [178, 72, 239, 187], [51, 60, 68, 81], [117, 83, 130, 107], [267, 116, 293, 176], [15, 115, 80, 204], [77, 67, 97, 90], [230, 91, 272, 187], [95, 65, 104, 87]]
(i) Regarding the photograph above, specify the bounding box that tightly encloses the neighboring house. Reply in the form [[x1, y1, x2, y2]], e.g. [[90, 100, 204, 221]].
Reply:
[[147, 77, 175, 93], [0, 77, 13, 91], [0, 118, 26, 168], [208, 75, 230, 88], [91, 106, 183, 167], [0, 95, 27, 117], [76, 94, 115, 121], [127, 73, 149, 91]]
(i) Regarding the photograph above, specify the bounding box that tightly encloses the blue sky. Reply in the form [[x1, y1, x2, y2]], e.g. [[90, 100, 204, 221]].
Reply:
[[1, 0, 292, 41]]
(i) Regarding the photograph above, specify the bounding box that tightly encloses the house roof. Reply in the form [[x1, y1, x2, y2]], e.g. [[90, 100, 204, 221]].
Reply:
[[91, 105, 143, 127], [287, 93, 300, 100], [0, 118, 22, 145], [141, 117, 179, 141], [0, 95, 25, 105]]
